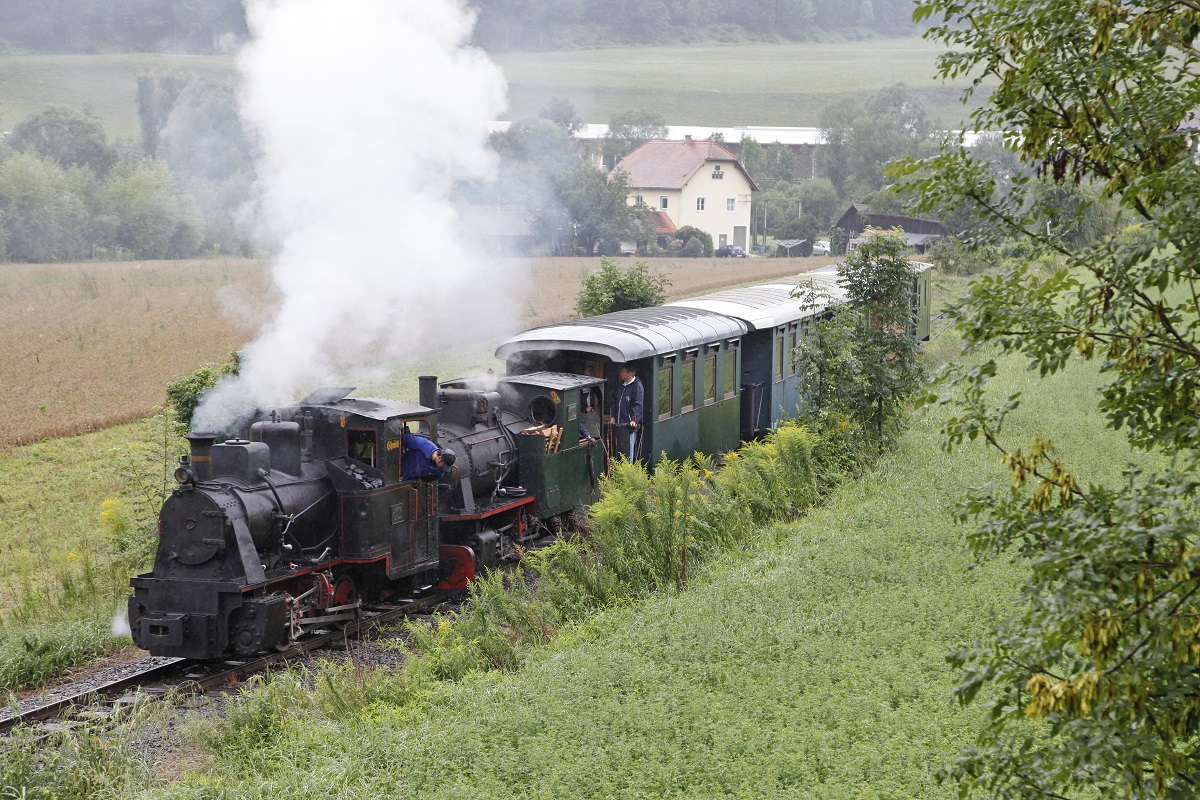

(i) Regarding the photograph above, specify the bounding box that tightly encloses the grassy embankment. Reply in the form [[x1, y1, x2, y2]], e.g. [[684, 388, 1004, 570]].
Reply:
[[2, 293, 1136, 798], [0, 38, 985, 136]]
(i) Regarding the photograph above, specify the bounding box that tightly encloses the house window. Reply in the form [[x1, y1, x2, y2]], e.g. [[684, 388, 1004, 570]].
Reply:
[[659, 196, 669, 210], [726, 198, 736, 212], [696, 197, 706, 212], [635, 194, 644, 206], [712, 164, 724, 180]]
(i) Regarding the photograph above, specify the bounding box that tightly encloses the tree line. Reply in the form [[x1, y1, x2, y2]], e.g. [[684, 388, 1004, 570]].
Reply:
[[0, 77, 258, 262], [0, 0, 246, 53], [0, 0, 917, 55]]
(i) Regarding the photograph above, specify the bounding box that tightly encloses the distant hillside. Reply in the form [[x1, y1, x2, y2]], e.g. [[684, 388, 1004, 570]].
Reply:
[[0, 0, 916, 55]]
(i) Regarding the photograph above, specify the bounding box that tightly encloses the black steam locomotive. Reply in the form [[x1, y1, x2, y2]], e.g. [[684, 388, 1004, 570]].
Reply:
[[128, 373, 604, 660]]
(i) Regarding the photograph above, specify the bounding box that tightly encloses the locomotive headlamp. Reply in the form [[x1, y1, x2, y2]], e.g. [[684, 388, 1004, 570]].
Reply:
[[174, 465, 193, 484]]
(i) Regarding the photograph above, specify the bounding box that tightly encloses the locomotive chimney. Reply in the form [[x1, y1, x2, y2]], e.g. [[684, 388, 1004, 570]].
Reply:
[[185, 432, 218, 481], [419, 375, 439, 410]]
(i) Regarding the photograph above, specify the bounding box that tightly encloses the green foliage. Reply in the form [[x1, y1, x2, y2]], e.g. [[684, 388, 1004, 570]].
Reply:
[[740, 137, 802, 185], [0, 616, 122, 690], [817, 84, 938, 202], [829, 225, 848, 255], [894, 0, 1200, 793], [773, 213, 819, 255], [161, 78, 255, 183], [1, 716, 150, 798], [926, 235, 999, 276], [556, 161, 655, 256], [676, 224, 710, 255], [0, 151, 91, 261], [603, 109, 667, 163], [136, 73, 185, 160], [795, 229, 925, 440], [164, 350, 241, 427], [681, 236, 705, 257], [795, 178, 839, 227], [9, 105, 116, 173], [573, 256, 669, 317], [103, 409, 190, 569], [537, 96, 582, 134], [0, 0, 248, 53], [107, 160, 182, 259]]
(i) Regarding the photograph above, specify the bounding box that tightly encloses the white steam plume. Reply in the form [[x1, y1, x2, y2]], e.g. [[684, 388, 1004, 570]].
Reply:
[[194, 0, 511, 432]]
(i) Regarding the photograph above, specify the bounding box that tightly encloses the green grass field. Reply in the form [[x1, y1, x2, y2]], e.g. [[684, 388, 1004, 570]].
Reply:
[[0, 38, 983, 138], [0, 53, 234, 139]]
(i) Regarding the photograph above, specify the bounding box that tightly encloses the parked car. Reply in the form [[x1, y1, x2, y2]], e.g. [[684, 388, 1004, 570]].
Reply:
[[716, 245, 748, 258], [812, 240, 831, 256]]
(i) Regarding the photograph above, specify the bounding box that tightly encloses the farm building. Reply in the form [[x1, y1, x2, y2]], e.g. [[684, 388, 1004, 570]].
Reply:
[[835, 205, 949, 253]]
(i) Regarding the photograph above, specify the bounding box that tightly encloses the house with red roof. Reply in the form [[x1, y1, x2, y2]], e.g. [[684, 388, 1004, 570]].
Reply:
[[613, 136, 759, 253]]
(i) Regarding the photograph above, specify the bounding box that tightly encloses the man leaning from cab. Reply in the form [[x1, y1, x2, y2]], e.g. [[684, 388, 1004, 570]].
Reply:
[[401, 433, 456, 480]]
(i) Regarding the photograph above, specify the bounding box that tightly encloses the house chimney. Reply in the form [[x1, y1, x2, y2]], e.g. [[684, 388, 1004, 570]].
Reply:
[[684, 134, 693, 143]]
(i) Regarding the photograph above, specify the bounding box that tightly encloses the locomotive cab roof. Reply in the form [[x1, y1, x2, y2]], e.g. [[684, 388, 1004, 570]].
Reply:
[[298, 387, 433, 420]]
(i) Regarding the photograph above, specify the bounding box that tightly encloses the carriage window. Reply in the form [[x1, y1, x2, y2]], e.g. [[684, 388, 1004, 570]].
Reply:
[[681, 360, 696, 413], [658, 366, 673, 420], [704, 356, 717, 404], [346, 429, 378, 468], [775, 334, 785, 381], [724, 349, 737, 398], [788, 327, 799, 376]]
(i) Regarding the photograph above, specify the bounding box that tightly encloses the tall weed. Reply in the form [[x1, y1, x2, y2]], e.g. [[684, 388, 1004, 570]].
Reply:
[[391, 420, 867, 703], [0, 614, 125, 690], [1, 711, 153, 799]]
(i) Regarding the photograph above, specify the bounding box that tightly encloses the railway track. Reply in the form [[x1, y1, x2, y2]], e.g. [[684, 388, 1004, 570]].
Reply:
[[0, 593, 449, 735]]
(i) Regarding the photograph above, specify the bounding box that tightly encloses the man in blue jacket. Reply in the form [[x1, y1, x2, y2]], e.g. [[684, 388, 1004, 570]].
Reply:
[[608, 364, 644, 460], [401, 433, 456, 480]]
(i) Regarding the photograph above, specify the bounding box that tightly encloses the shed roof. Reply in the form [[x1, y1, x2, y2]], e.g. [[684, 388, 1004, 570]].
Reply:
[[495, 306, 747, 362], [648, 209, 677, 235]]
